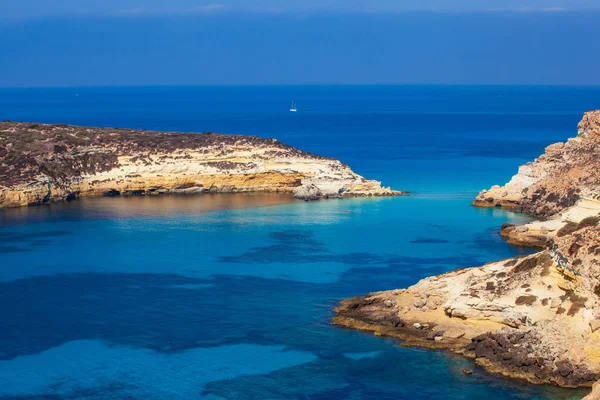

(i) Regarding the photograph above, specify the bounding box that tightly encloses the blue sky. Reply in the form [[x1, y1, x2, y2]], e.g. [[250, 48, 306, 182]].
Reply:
[[1, 2, 599, 86]]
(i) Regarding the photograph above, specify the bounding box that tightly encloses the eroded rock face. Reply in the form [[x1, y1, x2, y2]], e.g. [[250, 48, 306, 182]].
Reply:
[[0, 122, 403, 208], [334, 224, 600, 387], [334, 110, 600, 391], [499, 199, 600, 248], [473, 110, 600, 219]]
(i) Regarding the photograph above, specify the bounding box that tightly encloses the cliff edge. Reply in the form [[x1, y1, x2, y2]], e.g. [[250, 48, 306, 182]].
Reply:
[[473, 110, 600, 248], [473, 110, 600, 218], [333, 111, 600, 392], [0, 122, 402, 208]]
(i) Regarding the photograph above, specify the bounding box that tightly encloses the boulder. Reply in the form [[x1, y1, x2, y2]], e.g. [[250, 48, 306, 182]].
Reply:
[[293, 184, 322, 201]]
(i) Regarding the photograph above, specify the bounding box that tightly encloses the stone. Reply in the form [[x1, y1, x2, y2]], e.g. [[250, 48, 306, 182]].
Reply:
[[413, 300, 425, 308], [590, 320, 600, 333], [413, 323, 422, 329], [293, 184, 322, 201], [444, 328, 466, 339], [426, 330, 445, 340], [557, 361, 574, 377], [426, 296, 443, 309]]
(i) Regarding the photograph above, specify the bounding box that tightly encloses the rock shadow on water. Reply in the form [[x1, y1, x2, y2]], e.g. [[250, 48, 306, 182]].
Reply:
[[334, 253, 485, 294], [409, 237, 450, 244], [218, 230, 384, 265], [0, 270, 432, 360], [219, 229, 473, 268], [457, 226, 536, 257], [0, 245, 28, 254], [0, 272, 332, 360], [0, 339, 316, 400], [220, 229, 485, 266], [0, 230, 70, 242], [201, 344, 585, 400], [218, 229, 487, 292], [0, 269, 586, 400], [0, 230, 70, 253]]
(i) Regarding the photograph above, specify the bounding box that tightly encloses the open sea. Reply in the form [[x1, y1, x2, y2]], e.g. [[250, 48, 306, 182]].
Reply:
[[1, 85, 599, 399]]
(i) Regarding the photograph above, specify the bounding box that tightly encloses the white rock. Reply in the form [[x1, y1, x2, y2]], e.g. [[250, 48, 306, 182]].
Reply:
[[383, 299, 396, 308]]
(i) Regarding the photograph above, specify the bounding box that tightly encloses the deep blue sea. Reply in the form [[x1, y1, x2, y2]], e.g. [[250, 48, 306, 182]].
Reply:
[[1, 86, 599, 399]]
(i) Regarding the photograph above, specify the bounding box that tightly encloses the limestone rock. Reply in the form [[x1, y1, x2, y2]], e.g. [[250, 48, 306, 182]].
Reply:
[[383, 299, 396, 308], [333, 110, 600, 390], [0, 122, 404, 208], [292, 184, 321, 201], [473, 110, 600, 219], [333, 225, 600, 388]]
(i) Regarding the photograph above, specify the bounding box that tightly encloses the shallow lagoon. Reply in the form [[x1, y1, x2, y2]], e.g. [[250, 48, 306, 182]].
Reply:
[[0, 194, 587, 399], [1, 85, 600, 399]]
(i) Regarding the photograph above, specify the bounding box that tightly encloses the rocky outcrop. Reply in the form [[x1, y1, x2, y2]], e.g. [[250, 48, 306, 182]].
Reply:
[[473, 110, 600, 219], [333, 111, 600, 391], [499, 198, 600, 247], [473, 111, 600, 248], [0, 122, 402, 208], [334, 223, 600, 387]]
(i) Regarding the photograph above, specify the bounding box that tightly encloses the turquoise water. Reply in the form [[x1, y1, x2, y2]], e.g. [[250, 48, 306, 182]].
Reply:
[[1, 86, 599, 399]]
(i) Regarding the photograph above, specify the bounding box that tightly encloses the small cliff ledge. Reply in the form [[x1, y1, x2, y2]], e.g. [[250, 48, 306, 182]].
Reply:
[[334, 225, 600, 388], [473, 110, 600, 248], [473, 110, 600, 219], [0, 122, 402, 208], [333, 111, 600, 392]]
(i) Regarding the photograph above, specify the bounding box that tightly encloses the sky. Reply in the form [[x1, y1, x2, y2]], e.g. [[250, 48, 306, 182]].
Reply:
[[1, 1, 599, 86]]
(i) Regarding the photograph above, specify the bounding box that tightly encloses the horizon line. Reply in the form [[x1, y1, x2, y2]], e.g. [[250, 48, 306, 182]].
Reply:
[[1, 83, 600, 90], [2, 7, 600, 23]]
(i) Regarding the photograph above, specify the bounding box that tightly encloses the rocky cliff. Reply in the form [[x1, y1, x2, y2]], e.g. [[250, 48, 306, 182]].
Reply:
[[473, 110, 600, 219], [473, 110, 600, 248], [333, 111, 600, 392], [0, 122, 401, 208]]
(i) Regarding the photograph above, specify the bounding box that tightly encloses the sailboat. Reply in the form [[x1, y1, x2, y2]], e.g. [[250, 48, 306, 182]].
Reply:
[[289, 101, 297, 112]]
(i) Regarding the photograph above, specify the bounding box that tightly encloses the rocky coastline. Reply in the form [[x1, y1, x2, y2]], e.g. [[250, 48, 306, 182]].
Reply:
[[333, 111, 600, 394], [0, 122, 402, 208]]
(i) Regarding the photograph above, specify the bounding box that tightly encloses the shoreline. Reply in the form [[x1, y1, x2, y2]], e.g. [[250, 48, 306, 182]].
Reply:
[[332, 110, 600, 393], [0, 122, 404, 209], [0, 190, 406, 228]]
